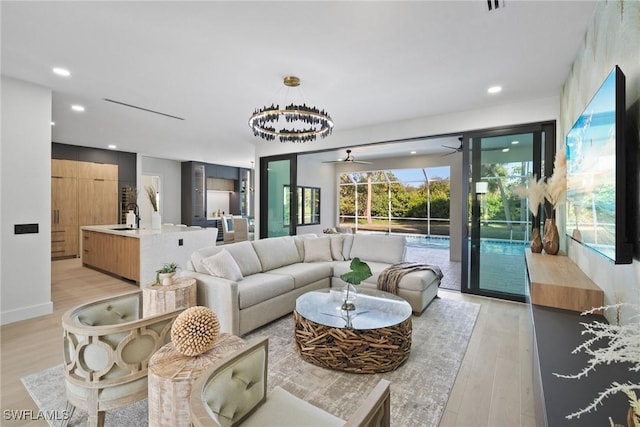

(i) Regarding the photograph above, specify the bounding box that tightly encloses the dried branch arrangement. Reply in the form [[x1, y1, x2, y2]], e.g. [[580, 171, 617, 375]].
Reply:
[[543, 149, 567, 216], [554, 303, 640, 425]]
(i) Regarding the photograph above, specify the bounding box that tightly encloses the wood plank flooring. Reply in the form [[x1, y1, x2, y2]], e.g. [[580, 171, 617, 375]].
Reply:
[[0, 259, 540, 426]]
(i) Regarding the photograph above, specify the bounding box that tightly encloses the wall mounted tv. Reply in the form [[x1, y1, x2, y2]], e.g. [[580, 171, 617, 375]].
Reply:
[[565, 65, 633, 264]]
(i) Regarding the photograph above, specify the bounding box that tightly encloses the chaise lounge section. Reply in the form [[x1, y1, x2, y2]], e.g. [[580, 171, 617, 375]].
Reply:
[[181, 233, 440, 335]]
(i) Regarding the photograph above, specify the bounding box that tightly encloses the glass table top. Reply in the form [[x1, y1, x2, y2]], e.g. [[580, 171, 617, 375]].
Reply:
[[295, 287, 412, 330]]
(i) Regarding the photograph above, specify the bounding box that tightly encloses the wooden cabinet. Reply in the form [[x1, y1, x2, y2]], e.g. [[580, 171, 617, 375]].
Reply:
[[79, 178, 118, 226], [82, 230, 140, 282], [51, 159, 119, 259], [52, 160, 79, 258], [78, 162, 118, 180]]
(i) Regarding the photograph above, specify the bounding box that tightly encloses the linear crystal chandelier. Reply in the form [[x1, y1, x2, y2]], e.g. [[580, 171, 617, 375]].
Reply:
[[248, 76, 334, 143]]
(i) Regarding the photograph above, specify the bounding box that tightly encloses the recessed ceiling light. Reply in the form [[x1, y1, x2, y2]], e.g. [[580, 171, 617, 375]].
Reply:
[[71, 105, 85, 112], [502, 148, 510, 152], [50, 121, 55, 126], [52, 67, 71, 77], [410, 151, 417, 155], [488, 86, 502, 94], [511, 140, 519, 145], [108, 144, 117, 150]]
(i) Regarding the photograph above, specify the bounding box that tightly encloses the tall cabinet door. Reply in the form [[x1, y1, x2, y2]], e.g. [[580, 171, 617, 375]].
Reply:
[[79, 178, 118, 226], [51, 160, 78, 258]]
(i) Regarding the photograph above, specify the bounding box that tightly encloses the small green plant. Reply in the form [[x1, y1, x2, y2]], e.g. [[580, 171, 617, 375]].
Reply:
[[156, 262, 178, 284], [340, 257, 372, 285], [340, 257, 372, 311]]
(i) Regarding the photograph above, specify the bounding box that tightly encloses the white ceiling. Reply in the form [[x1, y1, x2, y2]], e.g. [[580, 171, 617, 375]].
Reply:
[[1, 1, 596, 167]]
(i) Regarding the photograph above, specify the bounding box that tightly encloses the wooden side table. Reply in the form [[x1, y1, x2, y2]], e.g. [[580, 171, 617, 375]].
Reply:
[[147, 334, 245, 427], [142, 277, 197, 317]]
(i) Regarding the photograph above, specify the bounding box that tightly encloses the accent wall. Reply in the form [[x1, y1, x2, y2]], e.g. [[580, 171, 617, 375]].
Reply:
[[560, 0, 640, 324]]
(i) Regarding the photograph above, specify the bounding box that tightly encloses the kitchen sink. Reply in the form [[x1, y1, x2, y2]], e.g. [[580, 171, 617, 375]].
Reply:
[[111, 227, 136, 231]]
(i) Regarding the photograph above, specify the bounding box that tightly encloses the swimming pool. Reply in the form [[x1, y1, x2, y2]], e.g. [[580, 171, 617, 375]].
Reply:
[[405, 235, 528, 296], [405, 235, 528, 255]]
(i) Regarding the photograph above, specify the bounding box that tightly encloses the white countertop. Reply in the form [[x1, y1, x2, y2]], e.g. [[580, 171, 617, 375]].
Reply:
[[81, 224, 214, 238]]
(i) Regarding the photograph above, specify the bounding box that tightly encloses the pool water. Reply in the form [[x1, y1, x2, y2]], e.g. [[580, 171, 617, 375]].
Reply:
[[405, 235, 527, 296]]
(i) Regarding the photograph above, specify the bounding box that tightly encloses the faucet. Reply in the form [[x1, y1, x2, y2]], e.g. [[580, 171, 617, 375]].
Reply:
[[125, 203, 141, 229]]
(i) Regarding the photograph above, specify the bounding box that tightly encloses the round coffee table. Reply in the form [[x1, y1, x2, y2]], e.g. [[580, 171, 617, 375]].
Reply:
[[294, 288, 412, 373]]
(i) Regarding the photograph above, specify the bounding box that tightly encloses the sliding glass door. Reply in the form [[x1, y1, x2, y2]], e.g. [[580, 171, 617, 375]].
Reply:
[[259, 154, 297, 238], [462, 123, 554, 301]]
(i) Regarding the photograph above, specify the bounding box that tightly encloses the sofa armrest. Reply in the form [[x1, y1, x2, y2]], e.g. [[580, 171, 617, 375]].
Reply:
[[179, 271, 240, 335]]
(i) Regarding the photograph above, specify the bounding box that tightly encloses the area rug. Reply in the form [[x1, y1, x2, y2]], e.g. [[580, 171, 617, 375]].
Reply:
[[22, 297, 479, 427]]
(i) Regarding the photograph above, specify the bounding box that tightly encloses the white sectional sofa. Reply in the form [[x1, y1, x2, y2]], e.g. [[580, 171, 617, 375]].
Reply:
[[181, 233, 440, 335]]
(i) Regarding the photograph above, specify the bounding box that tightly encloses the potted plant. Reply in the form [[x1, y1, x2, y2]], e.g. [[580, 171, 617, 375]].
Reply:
[[156, 262, 179, 285], [339, 257, 372, 311]]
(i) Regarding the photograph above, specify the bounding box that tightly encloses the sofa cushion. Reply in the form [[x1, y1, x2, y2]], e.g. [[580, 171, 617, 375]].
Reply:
[[267, 263, 333, 289], [342, 234, 354, 260], [237, 273, 295, 309], [303, 237, 332, 262], [328, 235, 345, 261], [201, 250, 244, 282], [225, 241, 263, 276], [293, 234, 318, 261], [350, 234, 405, 264], [333, 261, 439, 292], [252, 236, 301, 271]]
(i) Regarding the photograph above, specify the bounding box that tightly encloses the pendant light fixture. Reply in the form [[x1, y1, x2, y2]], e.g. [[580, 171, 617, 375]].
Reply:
[[248, 76, 334, 143]]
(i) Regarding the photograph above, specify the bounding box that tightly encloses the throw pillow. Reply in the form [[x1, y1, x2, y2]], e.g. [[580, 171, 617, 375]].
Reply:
[[200, 249, 244, 282], [329, 235, 345, 261], [303, 236, 332, 262]]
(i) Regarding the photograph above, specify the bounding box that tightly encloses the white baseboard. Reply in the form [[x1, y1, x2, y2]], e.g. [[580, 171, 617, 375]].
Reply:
[[1, 301, 53, 325]]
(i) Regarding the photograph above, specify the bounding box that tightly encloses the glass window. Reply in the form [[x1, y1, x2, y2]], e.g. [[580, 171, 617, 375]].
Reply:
[[297, 186, 321, 225]]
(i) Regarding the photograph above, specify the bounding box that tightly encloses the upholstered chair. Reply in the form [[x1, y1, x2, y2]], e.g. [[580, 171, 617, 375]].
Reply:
[[61, 291, 183, 427], [190, 337, 391, 427], [221, 217, 235, 244], [232, 218, 249, 242]]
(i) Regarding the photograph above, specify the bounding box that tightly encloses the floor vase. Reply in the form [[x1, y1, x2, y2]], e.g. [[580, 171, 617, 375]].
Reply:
[[543, 218, 559, 255]]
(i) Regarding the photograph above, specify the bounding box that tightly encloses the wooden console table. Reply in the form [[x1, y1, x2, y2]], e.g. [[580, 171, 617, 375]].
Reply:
[[525, 249, 603, 312], [525, 250, 638, 426]]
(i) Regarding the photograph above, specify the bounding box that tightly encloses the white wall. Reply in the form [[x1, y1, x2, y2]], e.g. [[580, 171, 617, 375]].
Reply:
[[1, 77, 53, 324], [141, 156, 182, 225], [296, 156, 337, 236], [560, 0, 640, 324]]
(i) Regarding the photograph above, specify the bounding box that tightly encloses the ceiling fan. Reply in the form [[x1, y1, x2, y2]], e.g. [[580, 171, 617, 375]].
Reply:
[[323, 149, 372, 164], [441, 138, 463, 156]]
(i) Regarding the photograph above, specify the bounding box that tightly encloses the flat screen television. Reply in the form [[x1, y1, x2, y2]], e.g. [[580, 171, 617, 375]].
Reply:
[[565, 65, 633, 264]]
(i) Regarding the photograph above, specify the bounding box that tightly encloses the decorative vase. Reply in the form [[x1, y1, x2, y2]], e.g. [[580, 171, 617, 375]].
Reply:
[[341, 284, 357, 311], [542, 218, 560, 255], [531, 227, 543, 253], [151, 211, 161, 230], [158, 272, 175, 286]]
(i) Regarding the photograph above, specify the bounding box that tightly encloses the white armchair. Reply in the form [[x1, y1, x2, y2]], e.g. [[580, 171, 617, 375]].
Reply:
[[190, 336, 391, 427], [61, 291, 183, 427]]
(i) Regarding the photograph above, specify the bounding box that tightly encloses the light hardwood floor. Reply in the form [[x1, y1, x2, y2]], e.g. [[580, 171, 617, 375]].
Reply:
[[1, 259, 540, 426]]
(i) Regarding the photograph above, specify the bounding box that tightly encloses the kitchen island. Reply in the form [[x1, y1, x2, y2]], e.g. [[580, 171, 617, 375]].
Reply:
[[82, 225, 217, 284]]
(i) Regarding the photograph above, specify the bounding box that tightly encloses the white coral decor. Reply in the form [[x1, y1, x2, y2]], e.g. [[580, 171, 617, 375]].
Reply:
[[554, 303, 640, 424]]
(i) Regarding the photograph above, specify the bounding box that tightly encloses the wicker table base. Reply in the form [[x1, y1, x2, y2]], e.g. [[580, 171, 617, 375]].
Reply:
[[293, 310, 412, 374], [148, 333, 245, 427]]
